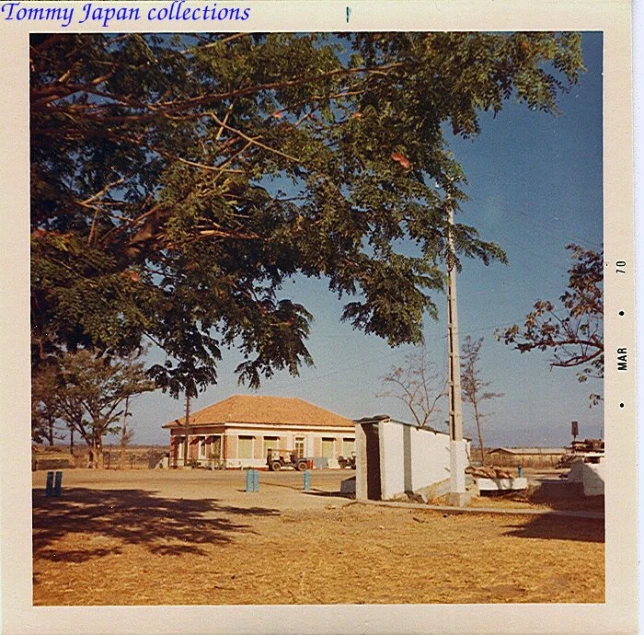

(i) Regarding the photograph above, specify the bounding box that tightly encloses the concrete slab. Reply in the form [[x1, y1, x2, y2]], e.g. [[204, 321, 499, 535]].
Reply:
[[476, 477, 528, 491], [340, 476, 356, 496], [446, 491, 472, 507]]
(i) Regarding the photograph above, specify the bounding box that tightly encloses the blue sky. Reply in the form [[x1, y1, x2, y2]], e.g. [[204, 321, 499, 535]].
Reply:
[[127, 32, 603, 448]]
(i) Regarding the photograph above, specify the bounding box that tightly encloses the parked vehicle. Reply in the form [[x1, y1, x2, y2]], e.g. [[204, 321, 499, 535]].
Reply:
[[338, 454, 356, 469], [267, 449, 309, 471]]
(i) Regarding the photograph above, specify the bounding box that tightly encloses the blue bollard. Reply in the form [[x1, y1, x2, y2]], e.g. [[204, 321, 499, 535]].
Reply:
[[303, 470, 310, 492], [245, 468, 253, 492], [54, 471, 63, 496], [253, 469, 259, 492], [518, 464, 523, 478], [45, 471, 54, 497]]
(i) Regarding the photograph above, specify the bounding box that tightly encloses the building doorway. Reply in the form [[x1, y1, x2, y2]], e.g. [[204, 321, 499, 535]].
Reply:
[[363, 423, 381, 500]]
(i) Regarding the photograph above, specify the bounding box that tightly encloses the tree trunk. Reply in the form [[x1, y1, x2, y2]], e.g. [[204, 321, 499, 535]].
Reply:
[[88, 437, 104, 469], [95, 438, 104, 470], [120, 396, 129, 470], [473, 404, 486, 466], [46, 414, 56, 446]]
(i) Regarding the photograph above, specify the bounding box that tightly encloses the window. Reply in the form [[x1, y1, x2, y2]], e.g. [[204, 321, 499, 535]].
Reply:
[[175, 436, 185, 459], [343, 438, 355, 456], [294, 437, 305, 458], [210, 435, 222, 460], [263, 437, 280, 457], [238, 436, 254, 459], [321, 438, 335, 459], [198, 437, 208, 459]]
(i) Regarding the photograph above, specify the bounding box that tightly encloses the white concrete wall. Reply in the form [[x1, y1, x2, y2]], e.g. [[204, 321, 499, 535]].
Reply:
[[379, 421, 451, 500], [218, 427, 355, 469], [355, 424, 369, 500], [568, 461, 605, 496]]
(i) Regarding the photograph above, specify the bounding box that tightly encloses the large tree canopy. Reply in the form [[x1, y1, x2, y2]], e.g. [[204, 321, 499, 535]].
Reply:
[[31, 32, 584, 396]]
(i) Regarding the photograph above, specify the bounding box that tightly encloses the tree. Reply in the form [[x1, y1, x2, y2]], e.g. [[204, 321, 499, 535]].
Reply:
[[31, 364, 65, 445], [31, 32, 585, 397], [118, 395, 135, 470], [378, 348, 447, 429], [460, 336, 503, 465], [33, 351, 155, 468], [497, 245, 602, 404]]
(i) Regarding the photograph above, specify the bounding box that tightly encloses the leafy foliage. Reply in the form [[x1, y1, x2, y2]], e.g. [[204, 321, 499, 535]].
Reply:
[[31, 32, 584, 396], [31, 364, 66, 445], [497, 245, 603, 404], [32, 351, 155, 467]]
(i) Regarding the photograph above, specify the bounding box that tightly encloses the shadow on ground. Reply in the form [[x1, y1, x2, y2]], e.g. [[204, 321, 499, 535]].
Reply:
[[502, 514, 604, 543], [33, 488, 279, 559], [476, 488, 604, 543]]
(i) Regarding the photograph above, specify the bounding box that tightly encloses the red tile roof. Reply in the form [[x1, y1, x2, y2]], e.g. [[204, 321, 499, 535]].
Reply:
[[164, 395, 354, 429]]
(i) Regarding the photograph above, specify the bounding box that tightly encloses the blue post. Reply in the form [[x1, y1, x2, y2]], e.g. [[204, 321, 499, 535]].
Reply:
[[303, 470, 310, 492], [54, 471, 63, 496], [518, 464, 523, 478], [253, 469, 259, 492], [45, 471, 54, 497], [245, 468, 253, 492]]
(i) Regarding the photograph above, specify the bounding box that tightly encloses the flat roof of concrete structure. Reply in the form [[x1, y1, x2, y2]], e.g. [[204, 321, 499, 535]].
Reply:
[[354, 415, 448, 436]]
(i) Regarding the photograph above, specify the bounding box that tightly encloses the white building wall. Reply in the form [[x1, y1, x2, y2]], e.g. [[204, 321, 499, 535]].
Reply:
[[355, 423, 369, 500], [567, 461, 605, 496], [411, 428, 452, 492], [378, 422, 402, 499], [224, 426, 354, 469], [379, 420, 451, 500]]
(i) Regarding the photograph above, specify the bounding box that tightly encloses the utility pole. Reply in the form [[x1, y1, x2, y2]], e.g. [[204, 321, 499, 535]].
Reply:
[[445, 183, 470, 507], [183, 391, 191, 467]]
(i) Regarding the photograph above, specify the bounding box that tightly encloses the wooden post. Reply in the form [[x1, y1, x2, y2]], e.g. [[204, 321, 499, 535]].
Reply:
[[54, 471, 63, 496], [45, 471, 54, 497]]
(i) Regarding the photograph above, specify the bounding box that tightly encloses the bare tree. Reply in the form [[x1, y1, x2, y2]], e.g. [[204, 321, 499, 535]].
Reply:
[[378, 348, 447, 429], [497, 245, 602, 405], [460, 336, 503, 465]]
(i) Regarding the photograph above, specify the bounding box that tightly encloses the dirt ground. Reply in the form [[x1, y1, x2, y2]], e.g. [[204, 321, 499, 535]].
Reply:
[[32, 469, 604, 605]]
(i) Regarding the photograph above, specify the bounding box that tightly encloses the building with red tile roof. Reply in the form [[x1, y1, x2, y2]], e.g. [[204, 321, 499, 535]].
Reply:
[[164, 395, 355, 469]]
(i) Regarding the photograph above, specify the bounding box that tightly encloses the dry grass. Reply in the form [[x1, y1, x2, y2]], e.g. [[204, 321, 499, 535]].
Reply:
[[33, 472, 604, 606]]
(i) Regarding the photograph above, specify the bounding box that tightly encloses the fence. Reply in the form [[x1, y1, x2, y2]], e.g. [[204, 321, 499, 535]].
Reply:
[[32, 445, 168, 470], [481, 450, 567, 468]]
